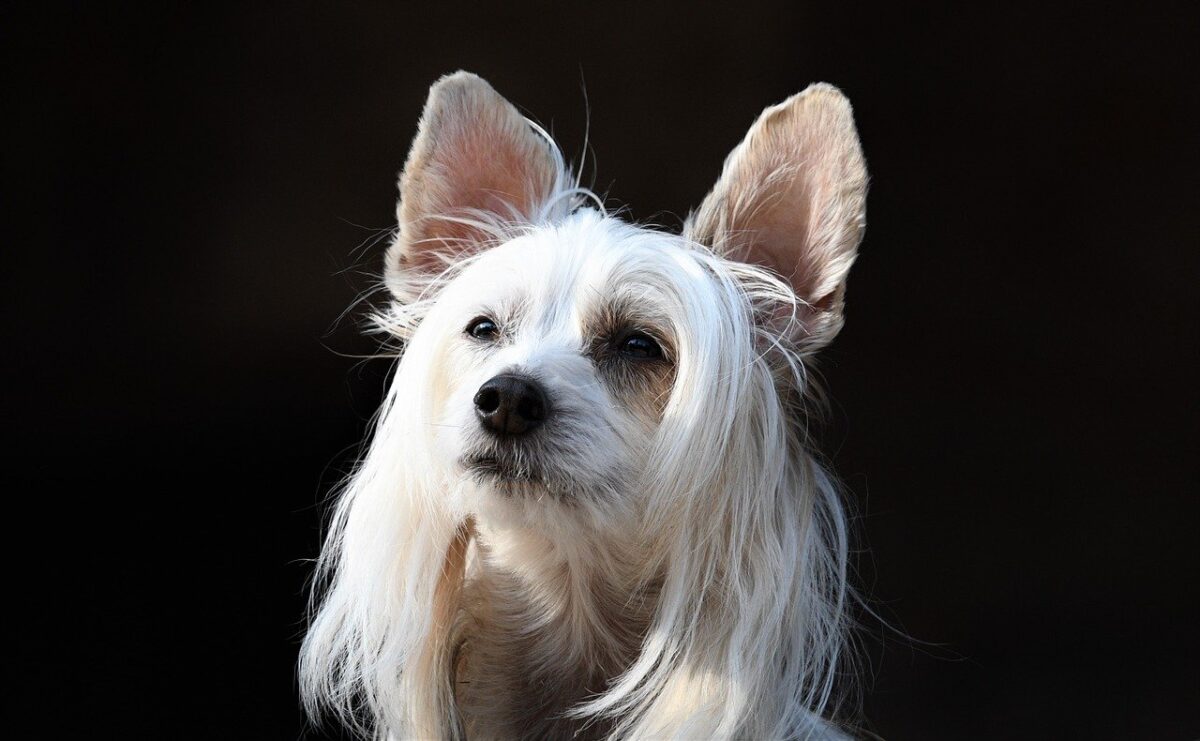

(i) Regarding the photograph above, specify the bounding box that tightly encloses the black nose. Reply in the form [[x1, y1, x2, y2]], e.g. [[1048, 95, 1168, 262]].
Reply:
[[473, 374, 549, 436]]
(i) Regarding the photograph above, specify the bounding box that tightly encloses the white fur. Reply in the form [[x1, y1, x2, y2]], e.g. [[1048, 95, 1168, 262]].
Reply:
[[301, 72, 867, 740]]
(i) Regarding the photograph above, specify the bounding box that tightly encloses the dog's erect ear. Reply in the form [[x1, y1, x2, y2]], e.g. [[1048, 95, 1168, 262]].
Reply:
[[385, 72, 562, 295], [686, 84, 868, 350]]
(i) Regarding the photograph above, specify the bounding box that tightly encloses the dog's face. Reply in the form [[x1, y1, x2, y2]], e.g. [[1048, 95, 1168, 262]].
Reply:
[[419, 219, 681, 512], [381, 72, 866, 528]]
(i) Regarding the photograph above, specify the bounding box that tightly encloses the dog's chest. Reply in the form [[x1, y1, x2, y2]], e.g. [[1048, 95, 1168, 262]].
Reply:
[[451, 570, 645, 740]]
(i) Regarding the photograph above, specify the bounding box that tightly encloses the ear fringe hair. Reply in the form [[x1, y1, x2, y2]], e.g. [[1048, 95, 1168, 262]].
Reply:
[[562, 251, 856, 738], [299, 370, 473, 739], [302, 124, 608, 740]]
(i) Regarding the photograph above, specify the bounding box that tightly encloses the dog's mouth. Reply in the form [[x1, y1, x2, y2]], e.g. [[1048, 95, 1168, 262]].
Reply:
[[462, 449, 595, 501], [462, 453, 542, 487]]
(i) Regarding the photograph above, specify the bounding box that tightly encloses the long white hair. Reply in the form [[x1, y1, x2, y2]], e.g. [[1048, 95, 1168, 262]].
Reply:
[[301, 71, 868, 740]]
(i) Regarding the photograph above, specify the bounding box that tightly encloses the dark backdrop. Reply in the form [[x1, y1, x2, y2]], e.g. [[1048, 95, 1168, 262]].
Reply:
[[7, 2, 1197, 738]]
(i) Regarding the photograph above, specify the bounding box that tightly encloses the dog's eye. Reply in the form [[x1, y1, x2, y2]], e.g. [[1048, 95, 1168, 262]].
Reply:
[[466, 317, 499, 341], [619, 332, 661, 359]]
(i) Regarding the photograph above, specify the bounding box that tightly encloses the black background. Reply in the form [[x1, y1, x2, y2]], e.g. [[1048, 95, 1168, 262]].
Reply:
[[7, 2, 1198, 738]]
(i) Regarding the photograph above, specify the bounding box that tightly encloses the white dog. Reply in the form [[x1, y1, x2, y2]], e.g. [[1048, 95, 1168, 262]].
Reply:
[[301, 71, 868, 740]]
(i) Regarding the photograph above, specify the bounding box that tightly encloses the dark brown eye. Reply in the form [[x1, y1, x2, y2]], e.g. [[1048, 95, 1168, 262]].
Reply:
[[466, 317, 499, 341], [620, 332, 661, 359]]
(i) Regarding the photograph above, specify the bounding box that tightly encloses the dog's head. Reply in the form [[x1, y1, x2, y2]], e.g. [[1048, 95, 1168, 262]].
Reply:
[[406, 217, 683, 514], [377, 72, 867, 531], [304, 72, 869, 738]]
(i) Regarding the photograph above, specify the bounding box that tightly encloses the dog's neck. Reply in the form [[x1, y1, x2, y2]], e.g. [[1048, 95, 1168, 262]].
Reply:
[[451, 513, 656, 739]]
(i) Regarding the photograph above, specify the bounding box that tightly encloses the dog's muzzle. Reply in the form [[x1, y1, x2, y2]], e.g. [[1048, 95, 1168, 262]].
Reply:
[[473, 374, 549, 436]]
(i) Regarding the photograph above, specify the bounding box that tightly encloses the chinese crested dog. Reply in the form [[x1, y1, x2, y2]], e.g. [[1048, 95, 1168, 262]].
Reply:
[[301, 71, 869, 739]]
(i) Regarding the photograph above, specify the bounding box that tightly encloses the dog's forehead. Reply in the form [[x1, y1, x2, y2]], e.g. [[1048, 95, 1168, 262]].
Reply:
[[456, 212, 694, 325]]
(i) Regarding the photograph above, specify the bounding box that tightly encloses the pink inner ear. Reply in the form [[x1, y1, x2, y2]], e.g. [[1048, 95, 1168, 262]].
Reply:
[[443, 135, 548, 219], [390, 73, 563, 282], [743, 189, 818, 298], [765, 189, 849, 313], [727, 166, 845, 312], [688, 85, 866, 345], [399, 137, 551, 273]]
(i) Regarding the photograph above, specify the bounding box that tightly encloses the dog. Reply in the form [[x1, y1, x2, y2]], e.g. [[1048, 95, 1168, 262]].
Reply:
[[301, 71, 868, 740]]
